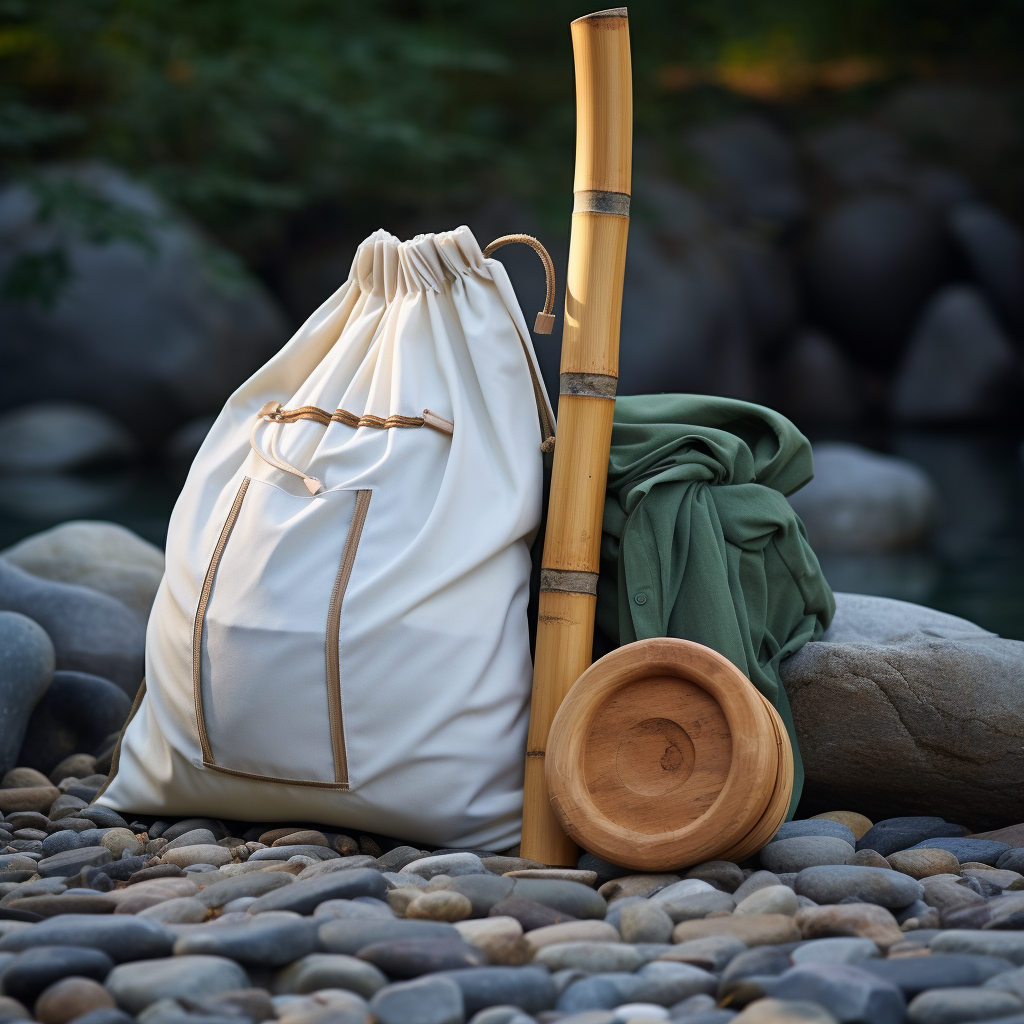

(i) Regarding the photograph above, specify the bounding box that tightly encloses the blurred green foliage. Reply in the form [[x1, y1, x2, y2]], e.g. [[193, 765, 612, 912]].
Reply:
[[1, 0, 1022, 274]]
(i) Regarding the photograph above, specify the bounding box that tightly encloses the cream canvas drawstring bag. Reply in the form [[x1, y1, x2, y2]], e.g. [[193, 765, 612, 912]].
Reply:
[[97, 226, 555, 850]]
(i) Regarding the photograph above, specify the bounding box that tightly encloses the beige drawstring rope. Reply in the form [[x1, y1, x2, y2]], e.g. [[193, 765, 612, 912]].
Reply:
[[484, 234, 557, 334], [250, 402, 325, 495]]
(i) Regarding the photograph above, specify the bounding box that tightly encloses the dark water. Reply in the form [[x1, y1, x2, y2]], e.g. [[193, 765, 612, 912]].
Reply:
[[2, 429, 1023, 641]]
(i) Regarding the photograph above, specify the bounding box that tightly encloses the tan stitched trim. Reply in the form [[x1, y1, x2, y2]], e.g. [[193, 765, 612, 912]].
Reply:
[[325, 489, 371, 786], [201, 761, 350, 790], [193, 476, 250, 764], [91, 677, 147, 801]]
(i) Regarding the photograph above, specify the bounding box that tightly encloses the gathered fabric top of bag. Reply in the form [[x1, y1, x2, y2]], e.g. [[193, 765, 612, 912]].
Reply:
[[595, 393, 836, 819]]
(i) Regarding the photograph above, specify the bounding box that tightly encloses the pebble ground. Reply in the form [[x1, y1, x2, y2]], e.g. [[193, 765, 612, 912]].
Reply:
[[0, 761, 1022, 1024]]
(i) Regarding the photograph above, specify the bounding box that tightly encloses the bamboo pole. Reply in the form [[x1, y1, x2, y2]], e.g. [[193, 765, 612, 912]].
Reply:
[[521, 8, 632, 867]]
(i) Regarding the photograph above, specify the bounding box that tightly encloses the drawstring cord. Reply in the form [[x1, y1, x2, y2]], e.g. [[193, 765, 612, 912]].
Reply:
[[483, 234, 557, 335], [249, 402, 325, 495]]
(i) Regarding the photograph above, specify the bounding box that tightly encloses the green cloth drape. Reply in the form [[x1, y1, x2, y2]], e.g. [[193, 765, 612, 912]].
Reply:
[[596, 394, 835, 818]]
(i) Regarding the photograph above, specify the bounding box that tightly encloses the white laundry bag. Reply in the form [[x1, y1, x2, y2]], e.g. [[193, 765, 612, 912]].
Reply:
[[97, 226, 554, 850]]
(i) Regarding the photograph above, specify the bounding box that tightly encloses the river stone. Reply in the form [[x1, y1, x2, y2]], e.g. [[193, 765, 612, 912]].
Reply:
[[858, 817, 966, 858], [654, 889, 736, 923], [172, 918, 318, 967], [0, 561, 144, 697], [37, 846, 112, 877], [1, 522, 164, 621], [767, 963, 905, 1024], [318, 918, 461, 956], [160, 819, 226, 843], [795, 904, 903, 950], [599, 874, 684, 902], [377, 847, 427, 873], [859, 953, 1014, 998], [629, 960, 719, 1006], [533, 941, 643, 974], [931, 930, 1024, 964], [684, 861, 745, 894], [907, 986, 1023, 1024], [274, 952, 387, 998], [790, 938, 880, 967], [794, 866, 923, 908], [406, 891, 473, 923], [158, 845, 230, 869], [760, 838, 854, 874], [488, 896, 576, 932], [0, 915, 172, 961], [2, 767, 50, 789], [892, 284, 1017, 422], [100, 829, 140, 859], [886, 848, 961, 879], [0, 612, 55, 776], [618, 900, 674, 943], [511, 879, 607, 921], [658, 935, 747, 974], [358, 938, 485, 978], [555, 972, 645, 1014], [434, 966, 555, 1016], [194, 871, 294, 908], [72, 807, 128, 830], [247, 868, 386, 915], [735, 886, 799, 917], [783, 593, 1024, 831], [161, 829, 217, 852], [137, 898, 207, 924], [446, 875, 515, 917], [104, 955, 249, 1013], [399, 854, 488, 881], [0, 945, 115, 1002], [523, 920, 620, 953], [368, 974, 463, 1024], [910, 838, 1011, 866], [771, 821, 858, 847], [811, 813, 874, 842], [942, 892, 1024, 930], [247, 845, 338, 863], [733, 872, 784, 903], [453, 917, 529, 967], [673, 915, 800, 948]]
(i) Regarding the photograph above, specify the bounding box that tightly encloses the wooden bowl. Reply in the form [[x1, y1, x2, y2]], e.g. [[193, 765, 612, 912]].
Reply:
[[545, 637, 793, 871]]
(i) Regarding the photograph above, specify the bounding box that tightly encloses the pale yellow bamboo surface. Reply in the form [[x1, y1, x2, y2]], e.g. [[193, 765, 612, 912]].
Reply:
[[521, 8, 632, 867]]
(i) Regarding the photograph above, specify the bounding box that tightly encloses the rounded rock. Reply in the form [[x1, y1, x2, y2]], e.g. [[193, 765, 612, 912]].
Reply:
[[735, 885, 799, 917], [886, 848, 961, 879], [794, 865, 923, 908], [0, 612, 55, 777], [103, 955, 250, 1013], [760, 838, 855, 874], [405, 890, 473, 923], [617, 900, 674, 944], [771, 820, 858, 847], [907, 986, 1024, 1024], [100, 829, 141, 859], [811, 812, 874, 841], [35, 977, 116, 1024]]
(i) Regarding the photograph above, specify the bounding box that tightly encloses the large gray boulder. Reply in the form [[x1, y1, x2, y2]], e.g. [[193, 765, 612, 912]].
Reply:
[[0, 164, 288, 445], [891, 285, 1017, 422], [2, 520, 164, 621], [0, 558, 145, 696], [784, 592, 1024, 831]]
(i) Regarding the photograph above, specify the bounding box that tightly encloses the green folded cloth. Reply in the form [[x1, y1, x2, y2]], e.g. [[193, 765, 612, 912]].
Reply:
[[596, 394, 835, 818]]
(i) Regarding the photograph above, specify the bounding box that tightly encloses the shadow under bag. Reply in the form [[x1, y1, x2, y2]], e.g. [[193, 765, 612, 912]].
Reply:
[[98, 226, 553, 850]]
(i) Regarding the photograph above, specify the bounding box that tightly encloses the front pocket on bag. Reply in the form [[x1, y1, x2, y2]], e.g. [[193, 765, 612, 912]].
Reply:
[[193, 476, 371, 787]]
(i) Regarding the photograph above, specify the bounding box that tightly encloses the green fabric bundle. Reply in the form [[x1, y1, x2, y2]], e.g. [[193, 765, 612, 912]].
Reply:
[[596, 394, 835, 817]]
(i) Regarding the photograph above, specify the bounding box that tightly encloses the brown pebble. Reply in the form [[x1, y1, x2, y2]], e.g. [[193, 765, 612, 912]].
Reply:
[[328, 834, 359, 856], [44, 818, 96, 835], [851, 848, 892, 870], [258, 827, 304, 846], [272, 830, 327, 848], [673, 913, 800, 947], [5, 895, 114, 918], [795, 903, 904, 950], [887, 848, 961, 879], [811, 811, 874, 841], [1, 768, 51, 790], [6, 811, 50, 832], [48, 755, 98, 785], [35, 977, 115, 1024], [0, 787, 60, 814], [406, 890, 473, 922], [359, 835, 382, 858]]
